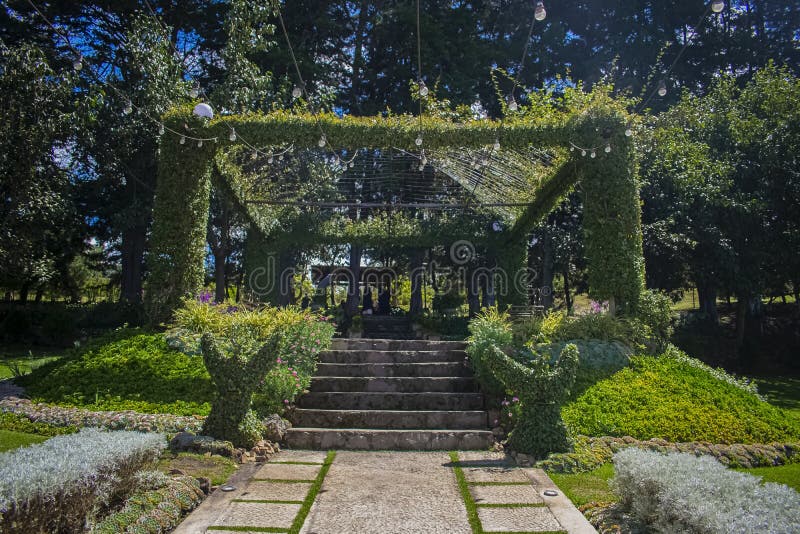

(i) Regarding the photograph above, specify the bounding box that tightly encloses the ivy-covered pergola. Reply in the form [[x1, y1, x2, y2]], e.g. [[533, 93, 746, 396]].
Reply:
[[146, 97, 644, 321]]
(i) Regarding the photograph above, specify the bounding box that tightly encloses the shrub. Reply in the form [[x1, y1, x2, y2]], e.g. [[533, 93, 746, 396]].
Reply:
[[562, 346, 799, 443], [466, 308, 514, 395], [534, 340, 632, 397], [0, 411, 77, 437], [91, 473, 204, 534], [0, 428, 166, 533], [633, 289, 675, 348], [612, 448, 800, 533], [21, 329, 213, 416]]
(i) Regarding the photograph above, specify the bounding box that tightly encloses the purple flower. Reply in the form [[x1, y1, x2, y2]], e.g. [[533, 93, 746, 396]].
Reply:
[[196, 291, 213, 304], [512, 396, 519, 403]]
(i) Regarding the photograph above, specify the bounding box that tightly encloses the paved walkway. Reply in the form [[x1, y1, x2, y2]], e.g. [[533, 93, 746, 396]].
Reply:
[[174, 450, 596, 534]]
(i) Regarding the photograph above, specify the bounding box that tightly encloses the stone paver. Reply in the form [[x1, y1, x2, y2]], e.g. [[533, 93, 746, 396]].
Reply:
[[238, 480, 311, 501], [254, 463, 320, 480], [215, 501, 300, 529], [270, 450, 328, 463], [478, 506, 563, 533], [300, 451, 471, 534], [470, 483, 544, 505], [463, 466, 530, 483]]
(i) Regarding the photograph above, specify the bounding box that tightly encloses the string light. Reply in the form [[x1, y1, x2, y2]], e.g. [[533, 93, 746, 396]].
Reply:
[[493, 139, 501, 151], [534, 1, 547, 21], [189, 82, 199, 99], [418, 80, 429, 97], [123, 101, 133, 115], [657, 79, 668, 97], [711, 1, 724, 13], [229, 129, 237, 142], [624, 126, 633, 137], [415, 134, 423, 146], [72, 54, 82, 71], [158, 123, 165, 135], [507, 94, 518, 112], [197, 139, 203, 148], [278, 154, 284, 161], [179, 136, 186, 145], [590, 149, 596, 158], [268, 155, 274, 164], [605, 144, 612, 153], [581, 149, 587, 157], [292, 86, 302, 99], [570, 146, 575, 152], [318, 134, 327, 148]]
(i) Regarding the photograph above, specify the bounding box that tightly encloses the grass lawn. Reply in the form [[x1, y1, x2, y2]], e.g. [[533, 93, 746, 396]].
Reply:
[[548, 463, 616, 506], [0, 429, 48, 452], [754, 376, 800, 424], [157, 452, 238, 486], [0, 346, 65, 379], [738, 463, 800, 492]]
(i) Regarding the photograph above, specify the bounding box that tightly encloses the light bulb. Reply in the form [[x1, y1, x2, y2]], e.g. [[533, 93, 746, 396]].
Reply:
[[179, 136, 186, 145], [657, 79, 667, 97], [625, 127, 633, 137], [570, 146, 575, 152], [605, 144, 612, 153], [422, 155, 428, 165], [292, 86, 302, 99], [318, 135, 327, 148], [158, 124, 165, 135], [268, 155, 274, 164], [711, 1, 724, 13], [197, 139, 203, 148], [229, 129, 237, 141], [349, 161, 355, 168], [73, 55, 82, 71], [419, 81, 429, 97], [419, 164, 425, 171], [415, 135, 423, 146], [507, 94, 518, 112], [123, 102, 132, 115], [278, 154, 284, 161], [581, 149, 587, 157], [534, 1, 547, 21], [493, 139, 501, 151], [590, 150, 596, 158], [189, 83, 199, 98]]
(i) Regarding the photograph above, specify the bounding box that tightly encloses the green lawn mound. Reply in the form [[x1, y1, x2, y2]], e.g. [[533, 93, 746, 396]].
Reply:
[[20, 329, 212, 416], [562, 350, 800, 444]]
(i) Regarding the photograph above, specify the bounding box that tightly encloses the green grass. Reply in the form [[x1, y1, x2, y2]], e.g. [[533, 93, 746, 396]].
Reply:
[[737, 463, 800, 492], [0, 346, 65, 379], [562, 351, 800, 443], [0, 429, 48, 452], [754, 376, 800, 424], [19, 329, 213, 415], [548, 463, 616, 506], [157, 452, 237, 486], [288, 450, 336, 534]]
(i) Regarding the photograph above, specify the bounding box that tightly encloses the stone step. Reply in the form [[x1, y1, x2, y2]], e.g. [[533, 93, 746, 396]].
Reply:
[[293, 409, 488, 430], [284, 428, 494, 450], [320, 349, 466, 364], [297, 392, 485, 411], [362, 332, 419, 340], [331, 338, 467, 351], [315, 362, 470, 378], [310, 376, 478, 393]]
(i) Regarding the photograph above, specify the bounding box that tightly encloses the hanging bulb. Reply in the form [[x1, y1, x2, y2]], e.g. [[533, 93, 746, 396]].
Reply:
[[534, 1, 547, 21], [418, 80, 429, 97], [580, 149, 587, 157], [123, 101, 133, 115], [318, 134, 327, 148], [349, 161, 355, 168], [415, 134, 423, 146], [278, 154, 284, 161], [657, 79, 668, 97], [493, 139, 501, 151], [605, 144, 612, 153], [268, 155, 274, 164], [229, 129, 237, 142], [158, 123, 165, 135], [292, 86, 302, 99], [624, 126, 633, 137], [179, 136, 186, 145], [507, 94, 518, 112], [590, 150, 596, 158], [711, 1, 724, 13], [73, 54, 83, 71], [189, 82, 200, 99], [197, 139, 203, 148]]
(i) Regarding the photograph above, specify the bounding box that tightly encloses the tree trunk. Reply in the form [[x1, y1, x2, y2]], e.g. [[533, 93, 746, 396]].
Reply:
[[213, 249, 227, 303], [34, 286, 44, 304], [735, 295, 747, 351], [346, 244, 362, 316], [467, 267, 481, 317], [541, 230, 554, 309], [697, 283, 719, 325], [277, 250, 295, 307], [18, 281, 30, 304], [409, 249, 424, 315], [120, 226, 146, 303], [563, 267, 572, 314]]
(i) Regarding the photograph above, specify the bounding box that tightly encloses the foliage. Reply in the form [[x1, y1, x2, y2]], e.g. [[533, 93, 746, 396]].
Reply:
[[547, 463, 616, 507], [0, 412, 76, 438], [0, 398, 204, 435], [534, 340, 632, 398], [22, 330, 213, 416], [0, 428, 166, 533], [157, 452, 237, 486], [612, 448, 800, 534], [466, 308, 514, 396], [199, 332, 278, 448], [562, 346, 799, 443], [91, 474, 204, 534]]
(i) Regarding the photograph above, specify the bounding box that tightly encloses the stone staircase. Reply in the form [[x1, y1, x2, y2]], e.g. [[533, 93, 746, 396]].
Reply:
[[285, 338, 494, 450]]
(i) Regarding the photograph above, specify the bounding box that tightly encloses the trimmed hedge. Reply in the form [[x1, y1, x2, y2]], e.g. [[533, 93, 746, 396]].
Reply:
[[612, 448, 800, 533], [0, 428, 166, 533]]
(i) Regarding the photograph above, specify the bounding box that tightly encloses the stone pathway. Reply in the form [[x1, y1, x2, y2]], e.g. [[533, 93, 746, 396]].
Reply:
[[174, 450, 595, 534]]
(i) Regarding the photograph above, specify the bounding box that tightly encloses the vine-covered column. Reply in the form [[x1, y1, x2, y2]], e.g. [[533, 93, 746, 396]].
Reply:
[[493, 236, 527, 308], [572, 108, 645, 313], [145, 110, 215, 322]]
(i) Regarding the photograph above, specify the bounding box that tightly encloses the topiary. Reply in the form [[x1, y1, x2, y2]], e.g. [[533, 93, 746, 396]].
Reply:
[[200, 332, 279, 448], [483, 343, 580, 458]]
